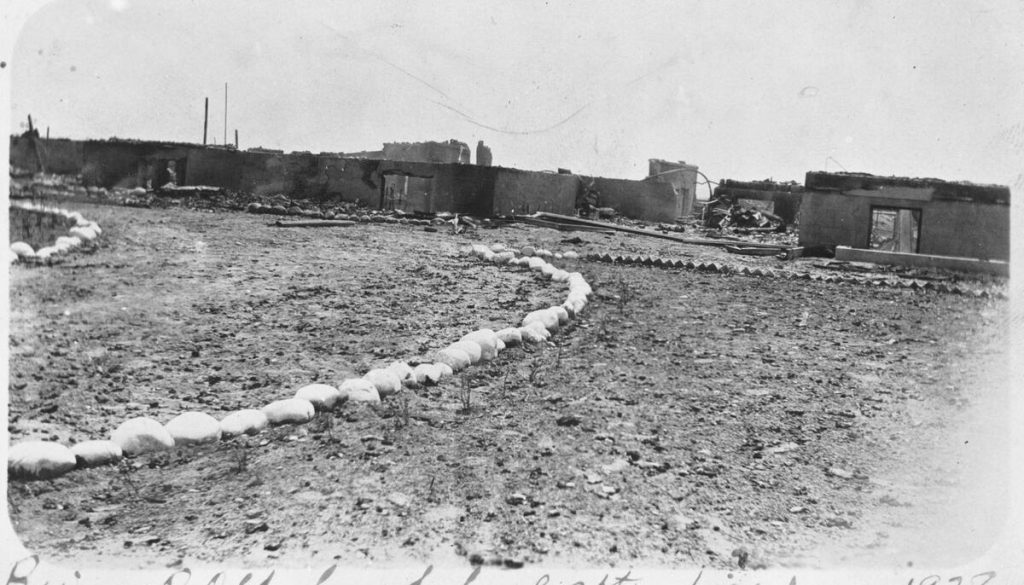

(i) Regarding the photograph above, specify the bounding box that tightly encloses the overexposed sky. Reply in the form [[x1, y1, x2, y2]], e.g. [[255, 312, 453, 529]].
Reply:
[[4, 0, 1024, 185]]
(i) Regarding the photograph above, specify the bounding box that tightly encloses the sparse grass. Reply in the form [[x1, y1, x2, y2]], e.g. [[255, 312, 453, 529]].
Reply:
[[117, 459, 141, 502], [393, 393, 412, 430], [232, 441, 250, 474], [616, 276, 636, 313], [458, 378, 473, 414]]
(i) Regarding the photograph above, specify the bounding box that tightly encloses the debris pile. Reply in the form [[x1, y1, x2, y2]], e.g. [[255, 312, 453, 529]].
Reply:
[[704, 202, 785, 231]]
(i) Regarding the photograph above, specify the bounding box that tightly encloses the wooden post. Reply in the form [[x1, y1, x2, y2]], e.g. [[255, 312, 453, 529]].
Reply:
[[235, 129, 238, 149], [223, 82, 228, 146], [27, 114, 34, 132], [203, 97, 209, 145]]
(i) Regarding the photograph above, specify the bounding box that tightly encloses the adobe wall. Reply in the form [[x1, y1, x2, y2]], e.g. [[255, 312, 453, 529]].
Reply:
[[491, 169, 578, 216], [382, 141, 470, 164], [593, 177, 678, 223], [648, 160, 698, 218], [81, 141, 192, 189], [10, 135, 84, 175], [798, 190, 1010, 260]]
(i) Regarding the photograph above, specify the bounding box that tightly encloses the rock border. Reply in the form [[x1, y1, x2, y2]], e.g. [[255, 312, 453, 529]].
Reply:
[[8, 201, 103, 265], [7, 241, 593, 482], [584, 252, 1006, 299]]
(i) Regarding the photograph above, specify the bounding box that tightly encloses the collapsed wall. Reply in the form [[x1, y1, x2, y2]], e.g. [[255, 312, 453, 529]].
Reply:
[[9, 136, 691, 223]]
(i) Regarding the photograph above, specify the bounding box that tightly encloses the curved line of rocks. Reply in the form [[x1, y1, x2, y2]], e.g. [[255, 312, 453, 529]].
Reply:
[[8, 201, 103, 264], [7, 241, 593, 483], [584, 252, 1006, 299]]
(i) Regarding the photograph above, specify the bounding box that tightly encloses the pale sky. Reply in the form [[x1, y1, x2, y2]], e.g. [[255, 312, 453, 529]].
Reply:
[[4, 0, 1024, 186]]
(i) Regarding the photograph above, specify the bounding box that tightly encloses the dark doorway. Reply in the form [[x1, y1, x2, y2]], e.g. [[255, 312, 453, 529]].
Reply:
[[869, 207, 921, 253]]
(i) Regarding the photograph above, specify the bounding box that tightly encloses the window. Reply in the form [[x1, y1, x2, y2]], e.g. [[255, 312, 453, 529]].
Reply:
[[869, 207, 921, 253]]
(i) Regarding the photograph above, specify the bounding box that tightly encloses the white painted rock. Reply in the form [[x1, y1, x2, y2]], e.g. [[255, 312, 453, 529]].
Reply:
[[165, 411, 222, 445], [435, 347, 471, 371], [364, 369, 403, 397], [512, 257, 531, 267], [495, 337, 506, 352], [528, 257, 547, 271], [413, 363, 443, 385], [340, 378, 381, 403], [435, 362, 454, 378], [551, 269, 571, 282], [7, 249, 19, 265], [561, 300, 576, 320], [523, 308, 560, 332], [496, 327, 522, 347], [448, 340, 483, 364], [461, 329, 499, 361], [70, 226, 98, 242], [386, 361, 416, 385], [35, 246, 60, 260], [10, 242, 34, 258], [262, 398, 316, 425], [111, 417, 175, 456], [295, 383, 345, 410], [220, 409, 269, 437], [563, 251, 579, 259], [480, 249, 496, 261], [471, 244, 491, 258], [54, 236, 82, 252], [536, 248, 553, 258], [87, 222, 103, 235], [519, 322, 551, 343], [540, 263, 558, 278], [70, 440, 123, 468], [521, 246, 537, 256], [568, 273, 592, 296], [550, 306, 570, 325], [490, 251, 516, 264], [9, 441, 78, 480], [490, 243, 507, 253], [567, 292, 588, 313]]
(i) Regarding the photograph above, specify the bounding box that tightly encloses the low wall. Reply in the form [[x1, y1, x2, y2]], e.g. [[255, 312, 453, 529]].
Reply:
[[835, 246, 1009, 276], [593, 177, 678, 223], [799, 190, 1010, 260], [492, 169, 578, 216]]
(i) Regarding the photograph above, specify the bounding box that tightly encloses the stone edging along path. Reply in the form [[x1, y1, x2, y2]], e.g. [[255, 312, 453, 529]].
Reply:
[[8, 201, 103, 264], [7, 238, 593, 483], [583, 252, 1008, 299]]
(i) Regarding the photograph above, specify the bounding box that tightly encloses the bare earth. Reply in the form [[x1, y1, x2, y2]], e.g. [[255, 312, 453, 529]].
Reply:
[[6, 202, 1012, 572]]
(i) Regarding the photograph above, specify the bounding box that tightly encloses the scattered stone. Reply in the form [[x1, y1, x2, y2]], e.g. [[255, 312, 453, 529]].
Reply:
[[506, 493, 527, 505], [601, 458, 630, 473], [556, 414, 582, 427], [827, 467, 854, 480]]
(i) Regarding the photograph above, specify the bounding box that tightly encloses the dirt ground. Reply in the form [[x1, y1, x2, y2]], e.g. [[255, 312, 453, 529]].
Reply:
[[6, 201, 1013, 572]]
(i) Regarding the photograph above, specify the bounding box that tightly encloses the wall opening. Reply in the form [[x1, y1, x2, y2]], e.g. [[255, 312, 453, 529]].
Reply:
[[869, 206, 921, 253]]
